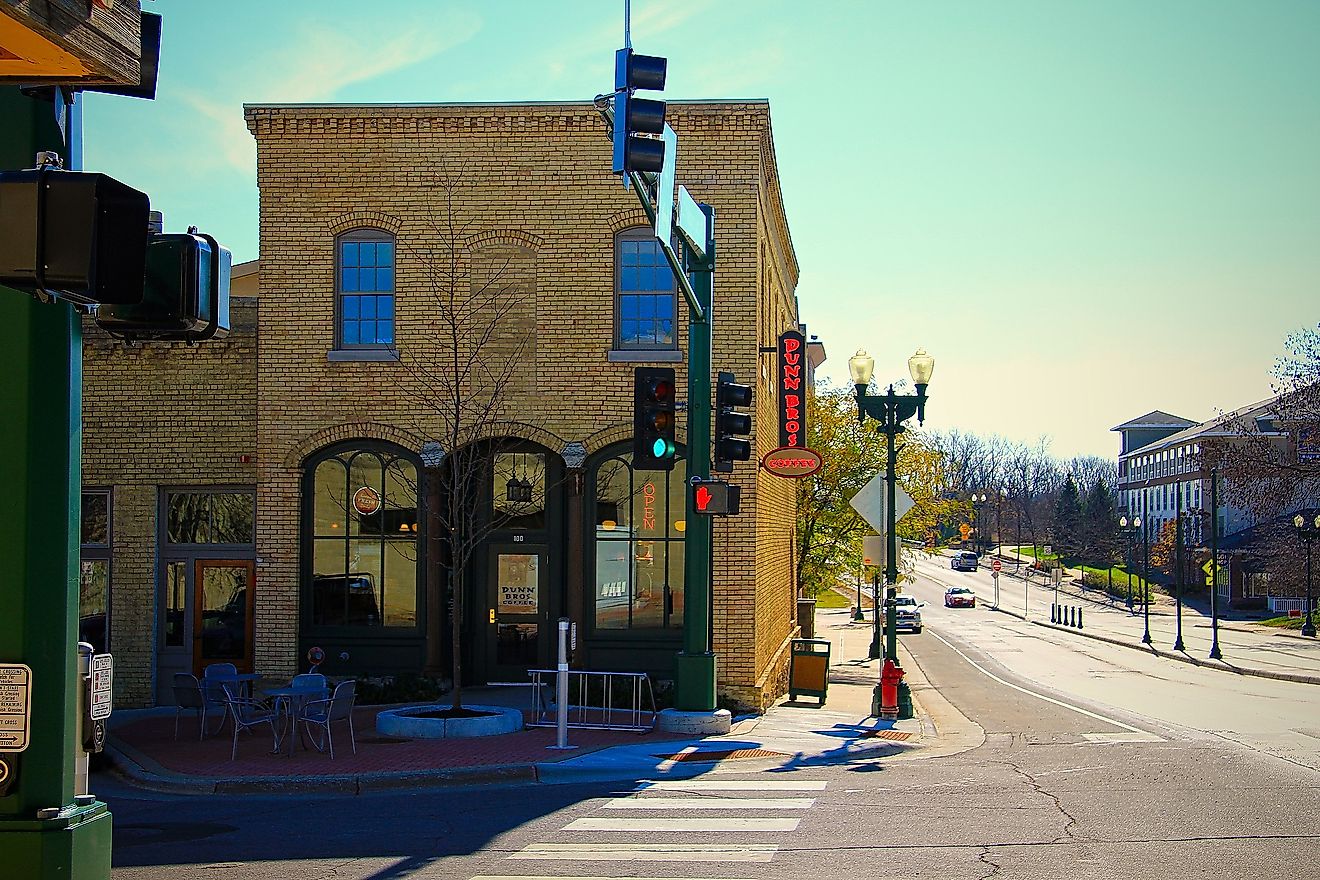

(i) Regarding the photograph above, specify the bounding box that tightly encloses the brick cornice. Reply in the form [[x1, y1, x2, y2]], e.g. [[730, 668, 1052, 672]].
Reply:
[[328, 210, 403, 236], [282, 422, 427, 469], [464, 229, 545, 253]]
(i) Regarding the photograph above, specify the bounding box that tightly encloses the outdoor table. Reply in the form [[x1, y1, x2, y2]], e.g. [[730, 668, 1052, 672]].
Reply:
[[264, 685, 329, 756]]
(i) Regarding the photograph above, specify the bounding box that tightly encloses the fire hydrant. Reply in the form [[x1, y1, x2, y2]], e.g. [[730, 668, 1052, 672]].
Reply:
[[878, 658, 904, 720]]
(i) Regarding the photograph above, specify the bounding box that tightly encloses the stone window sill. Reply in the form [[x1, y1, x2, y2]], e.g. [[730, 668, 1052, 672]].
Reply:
[[327, 349, 401, 363], [606, 349, 683, 363]]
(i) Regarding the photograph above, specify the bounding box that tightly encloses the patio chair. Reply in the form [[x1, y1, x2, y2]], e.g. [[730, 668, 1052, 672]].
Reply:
[[220, 681, 278, 761], [299, 680, 357, 759], [291, 673, 328, 696], [171, 673, 223, 741]]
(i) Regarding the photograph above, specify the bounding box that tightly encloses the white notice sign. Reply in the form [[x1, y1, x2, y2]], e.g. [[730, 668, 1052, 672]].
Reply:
[[0, 664, 33, 753], [849, 473, 914, 535], [90, 654, 113, 722]]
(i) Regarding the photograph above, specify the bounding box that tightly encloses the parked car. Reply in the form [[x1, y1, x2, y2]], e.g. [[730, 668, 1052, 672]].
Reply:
[[944, 586, 976, 608], [893, 595, 923, 633], [951, 550, 979, 572]]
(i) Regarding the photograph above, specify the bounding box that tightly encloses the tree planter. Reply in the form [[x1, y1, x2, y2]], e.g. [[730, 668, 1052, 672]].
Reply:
[[375, 704, 523, 739]]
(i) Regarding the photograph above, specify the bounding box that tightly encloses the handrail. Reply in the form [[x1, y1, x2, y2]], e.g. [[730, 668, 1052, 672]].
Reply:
[[526, 668, 657, 733]]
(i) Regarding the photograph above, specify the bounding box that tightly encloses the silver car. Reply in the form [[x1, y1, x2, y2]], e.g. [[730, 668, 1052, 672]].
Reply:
[[893, 595, 923, 633]]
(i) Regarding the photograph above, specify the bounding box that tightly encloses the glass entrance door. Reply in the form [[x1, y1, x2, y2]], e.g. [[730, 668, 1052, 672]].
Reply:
[[486, 545, 547, 682], [193, 560, 255, 675]]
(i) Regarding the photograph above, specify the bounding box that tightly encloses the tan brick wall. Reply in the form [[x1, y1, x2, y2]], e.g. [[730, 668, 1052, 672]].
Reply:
[[84, 101, 800, 707], [82, 299, 258, 706]]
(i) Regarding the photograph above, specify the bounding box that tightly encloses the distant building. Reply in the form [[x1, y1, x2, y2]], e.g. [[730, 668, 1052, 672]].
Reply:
[[1112, 400, 1298, 609]]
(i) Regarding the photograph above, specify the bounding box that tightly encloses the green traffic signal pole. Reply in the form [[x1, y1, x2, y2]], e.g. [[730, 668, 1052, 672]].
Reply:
[[675, 205, 716, 712], [0, 88, 113, 878]]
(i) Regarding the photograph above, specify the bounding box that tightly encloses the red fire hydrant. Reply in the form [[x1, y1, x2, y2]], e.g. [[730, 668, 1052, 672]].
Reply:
[[879, 658, 904, 719]]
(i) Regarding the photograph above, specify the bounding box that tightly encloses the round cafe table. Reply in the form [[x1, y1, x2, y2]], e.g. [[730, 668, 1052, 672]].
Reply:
[[264, 685, 329, 756]]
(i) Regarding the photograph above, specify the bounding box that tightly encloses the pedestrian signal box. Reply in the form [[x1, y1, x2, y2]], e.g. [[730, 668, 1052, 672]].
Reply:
[[692, 479, 740, 517]]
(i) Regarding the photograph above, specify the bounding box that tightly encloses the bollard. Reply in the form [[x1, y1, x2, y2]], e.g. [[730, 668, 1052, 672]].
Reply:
[[1078, 607, 1083, 629], [1051, 604, 1056, 623], [547, 617, 576, 751]]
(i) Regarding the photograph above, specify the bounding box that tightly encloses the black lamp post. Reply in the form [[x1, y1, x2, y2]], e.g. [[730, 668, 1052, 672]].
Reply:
[[1141, 490, 1152, 645], [1293, 512, 1320, 638], [850, 347, 934, 669], [1119, 514, 1140, 612], [970, 492, 988, 555], [1173, 479, 1186, 652]]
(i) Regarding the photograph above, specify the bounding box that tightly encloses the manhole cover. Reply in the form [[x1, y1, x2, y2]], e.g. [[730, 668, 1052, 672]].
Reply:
[[357, 735, 411, 744], [651, 748, 787, 762], [859, 729, 911, 741]]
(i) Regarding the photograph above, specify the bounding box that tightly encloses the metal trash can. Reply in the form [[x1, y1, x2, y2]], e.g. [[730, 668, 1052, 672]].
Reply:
[[788, 638, 831, 704]]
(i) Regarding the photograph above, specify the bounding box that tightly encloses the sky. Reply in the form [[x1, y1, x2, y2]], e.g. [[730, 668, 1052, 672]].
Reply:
[[82, 0, 1320, 459]]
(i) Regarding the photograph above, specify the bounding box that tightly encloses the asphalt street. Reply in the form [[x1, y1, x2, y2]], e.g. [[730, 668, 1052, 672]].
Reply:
[[102, 561, 1320, 880]]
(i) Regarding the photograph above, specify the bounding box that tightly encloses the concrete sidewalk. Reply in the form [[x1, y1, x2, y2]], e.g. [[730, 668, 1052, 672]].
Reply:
[[104, 609, 979, 795]]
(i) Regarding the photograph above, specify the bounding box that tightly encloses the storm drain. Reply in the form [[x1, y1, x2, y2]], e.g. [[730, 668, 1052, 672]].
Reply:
[[652, 748, 788, 762], [858, 729, 912, 741]]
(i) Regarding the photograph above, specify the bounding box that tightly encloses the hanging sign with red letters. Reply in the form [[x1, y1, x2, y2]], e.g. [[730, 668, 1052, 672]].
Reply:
[[778, 329, 808, 448]]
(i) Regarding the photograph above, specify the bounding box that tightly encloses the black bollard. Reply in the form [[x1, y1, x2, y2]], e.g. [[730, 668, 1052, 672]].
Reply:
[[1078, 607, 1083, 629]]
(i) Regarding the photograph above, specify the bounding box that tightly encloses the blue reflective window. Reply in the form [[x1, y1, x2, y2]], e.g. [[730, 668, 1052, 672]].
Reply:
[[338, 231, 396, 348], [615, 230, 676, 351]]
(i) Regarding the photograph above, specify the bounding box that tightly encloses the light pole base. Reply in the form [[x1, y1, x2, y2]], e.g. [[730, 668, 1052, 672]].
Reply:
[[1173, 639, 1185, 652], [673, 651, 717, 712], [1, 803, 112, 880], [1303, 624, 1317, 638]]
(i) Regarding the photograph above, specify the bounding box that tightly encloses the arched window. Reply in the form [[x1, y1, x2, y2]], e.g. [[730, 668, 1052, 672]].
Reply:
[[589, 447, 685, 630], [305, 444, 419, 629], [614, 227, 676, 351], [336, 229, 396, 349]]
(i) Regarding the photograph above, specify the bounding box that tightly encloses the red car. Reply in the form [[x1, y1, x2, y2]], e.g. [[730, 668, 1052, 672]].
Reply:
[[944, 587, 976, 608]]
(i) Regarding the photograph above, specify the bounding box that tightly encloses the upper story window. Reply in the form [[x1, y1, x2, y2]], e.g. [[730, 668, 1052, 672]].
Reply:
[[615, 228, 675, 351], [337, 230, 395, 349]]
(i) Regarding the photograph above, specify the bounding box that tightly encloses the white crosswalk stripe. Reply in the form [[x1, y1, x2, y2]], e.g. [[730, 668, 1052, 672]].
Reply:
[[565, 817, 801, 832], [604, 795, 815, 810], [510, 842, 779, 862], [494, 775, 827, 871]]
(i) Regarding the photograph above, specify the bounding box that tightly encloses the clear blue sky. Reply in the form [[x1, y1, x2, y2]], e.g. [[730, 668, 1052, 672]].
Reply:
[[83, 0, 1320, 459]]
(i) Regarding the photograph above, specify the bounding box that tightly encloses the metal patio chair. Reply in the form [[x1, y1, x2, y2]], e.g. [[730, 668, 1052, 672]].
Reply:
[[220, 681, 278, 761], [170, 672, 223, 741], [299, 680, 357, 759]]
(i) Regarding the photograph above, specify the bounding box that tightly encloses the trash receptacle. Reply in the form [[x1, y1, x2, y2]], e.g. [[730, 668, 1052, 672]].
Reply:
[[788, 638, 830, 704], [796, 598, 817, 639]]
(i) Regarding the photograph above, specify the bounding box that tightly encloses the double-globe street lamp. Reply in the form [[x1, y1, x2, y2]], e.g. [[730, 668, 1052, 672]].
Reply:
[[1293, 512, 1320, 638], [849, 348, 935, 674], [969, 492, 988, 556], [1118, 514, 1141, 612]]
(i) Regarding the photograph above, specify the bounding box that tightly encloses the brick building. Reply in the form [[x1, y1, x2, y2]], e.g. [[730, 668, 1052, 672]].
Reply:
[[82, 100, 806, 710]]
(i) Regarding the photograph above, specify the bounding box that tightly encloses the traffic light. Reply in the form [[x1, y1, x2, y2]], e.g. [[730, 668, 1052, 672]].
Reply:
[[0, 165, 149, 306], [714, 371, 752, 473], [96, 227, 232, 341], [692, 478, 740, 517], [613, 47, 667, 175], [634, 366, 677, 471]]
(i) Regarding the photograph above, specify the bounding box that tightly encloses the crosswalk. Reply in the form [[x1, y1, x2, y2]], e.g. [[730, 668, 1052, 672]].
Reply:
[[470, 774, 827, 878]]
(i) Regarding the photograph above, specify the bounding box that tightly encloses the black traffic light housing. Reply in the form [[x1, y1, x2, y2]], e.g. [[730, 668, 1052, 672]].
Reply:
[[0, 164, 149, 306], [613, 47, 667, 175], [96, 227, 231, 342], [634, 366, 677, 471], [714, 371, 753, 473]]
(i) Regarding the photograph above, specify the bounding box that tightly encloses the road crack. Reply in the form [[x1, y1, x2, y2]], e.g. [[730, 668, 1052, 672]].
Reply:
[[1001, 758, 1079, 843]]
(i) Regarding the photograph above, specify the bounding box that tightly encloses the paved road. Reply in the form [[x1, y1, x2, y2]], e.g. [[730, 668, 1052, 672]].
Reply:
[[104, 565, 1320, 880]]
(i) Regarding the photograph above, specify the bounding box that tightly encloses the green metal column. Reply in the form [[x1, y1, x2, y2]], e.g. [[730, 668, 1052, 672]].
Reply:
[[0, 87, 113, 879], [884, 422, 899, 664], [675, 204, 716, 712]]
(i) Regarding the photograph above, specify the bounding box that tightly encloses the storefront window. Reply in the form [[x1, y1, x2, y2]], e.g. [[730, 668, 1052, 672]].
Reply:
[[166, 491, 255, 544], [307, 446, 420, 629], [492, 452, 547, 530], [80, 490, 111, 652], [591, 451, 685, 630]]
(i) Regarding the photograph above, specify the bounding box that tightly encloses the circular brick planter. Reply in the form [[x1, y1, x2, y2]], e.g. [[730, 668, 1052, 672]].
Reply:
[[375, 704, 523, 739]]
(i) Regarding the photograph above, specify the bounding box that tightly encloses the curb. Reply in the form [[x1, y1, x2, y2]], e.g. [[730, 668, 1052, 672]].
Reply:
[[985, 604, 1320, 687], [105, 737, 543, 795]]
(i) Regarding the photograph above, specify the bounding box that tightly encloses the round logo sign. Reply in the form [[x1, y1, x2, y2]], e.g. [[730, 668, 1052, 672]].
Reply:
[[761, 447, 823, 478], [307, 646, 326, 666], [352, 486, 381, 516]]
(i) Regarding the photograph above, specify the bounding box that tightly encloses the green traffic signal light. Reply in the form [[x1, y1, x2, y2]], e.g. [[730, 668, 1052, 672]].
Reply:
[[652, 437, 676, 460]]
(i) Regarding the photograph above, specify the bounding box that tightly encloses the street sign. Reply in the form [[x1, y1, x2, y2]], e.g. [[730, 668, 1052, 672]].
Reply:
[[992, 559, 1002, 572], [1052, 567, 1063, 586], [0, 663, 33, 753], [90, 654, 113, 722], [862, 535, 885, 567], [849, 473, 913, 535]]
